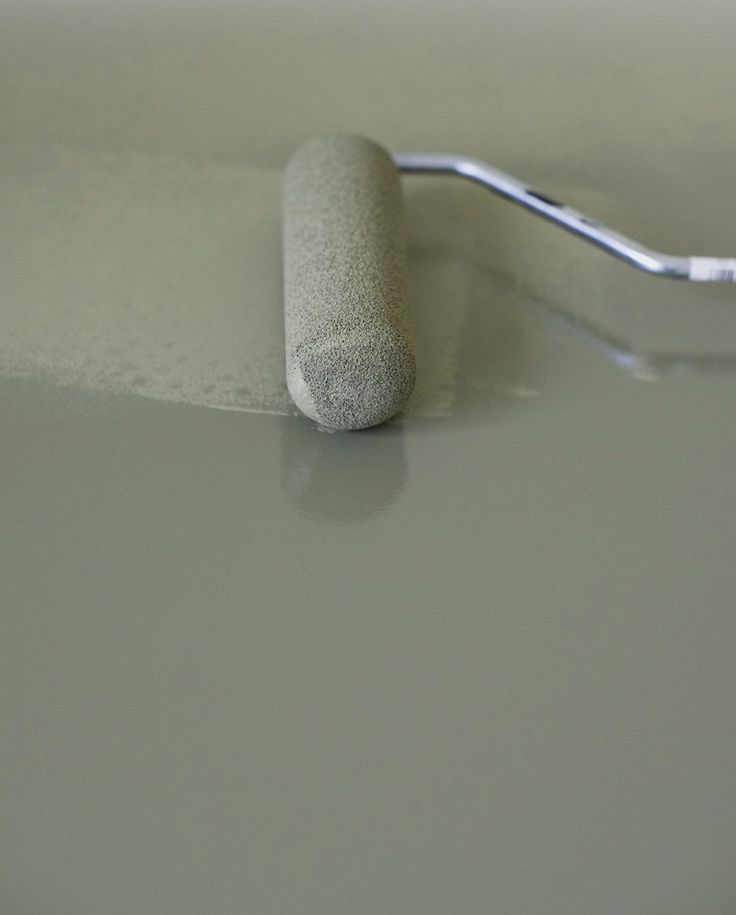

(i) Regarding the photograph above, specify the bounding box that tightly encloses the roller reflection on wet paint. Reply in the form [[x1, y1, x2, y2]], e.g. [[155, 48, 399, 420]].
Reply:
[[280, 415, 407, 522]]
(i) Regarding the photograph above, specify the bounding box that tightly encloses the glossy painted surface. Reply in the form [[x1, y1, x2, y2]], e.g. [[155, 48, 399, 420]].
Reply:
[[2, 2, 736, 913]]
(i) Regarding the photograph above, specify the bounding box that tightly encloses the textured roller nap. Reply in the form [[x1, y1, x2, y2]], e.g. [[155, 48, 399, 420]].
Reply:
[[283, 134, 416, 429]]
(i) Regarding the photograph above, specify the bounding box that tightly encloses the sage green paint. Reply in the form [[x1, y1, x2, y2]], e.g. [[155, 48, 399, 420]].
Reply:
[[2, 2, 736, 914]]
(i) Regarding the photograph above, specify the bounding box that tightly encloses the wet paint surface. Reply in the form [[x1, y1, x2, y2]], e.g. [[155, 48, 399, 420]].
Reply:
[[2, 2, 736, 914]]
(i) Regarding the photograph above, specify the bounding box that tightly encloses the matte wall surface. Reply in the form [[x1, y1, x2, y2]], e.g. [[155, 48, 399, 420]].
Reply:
[[2, 2, 736, 913]]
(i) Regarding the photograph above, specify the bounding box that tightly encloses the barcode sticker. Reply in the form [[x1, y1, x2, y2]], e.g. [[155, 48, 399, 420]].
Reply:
[[689, 257, 736, 282]]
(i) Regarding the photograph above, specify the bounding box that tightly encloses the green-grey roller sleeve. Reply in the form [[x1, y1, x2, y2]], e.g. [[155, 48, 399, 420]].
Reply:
[[283, 134, 416, 430]]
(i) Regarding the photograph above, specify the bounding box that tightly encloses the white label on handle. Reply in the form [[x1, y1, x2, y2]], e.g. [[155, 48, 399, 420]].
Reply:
[[689, 257, 736, 282]]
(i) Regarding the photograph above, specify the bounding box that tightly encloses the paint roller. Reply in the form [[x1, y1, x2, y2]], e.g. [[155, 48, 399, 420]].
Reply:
[[283, 134, 736, 430]]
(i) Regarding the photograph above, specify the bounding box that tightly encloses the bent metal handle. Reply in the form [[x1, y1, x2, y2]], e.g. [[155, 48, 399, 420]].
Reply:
[[394, 152, 736, 283]]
